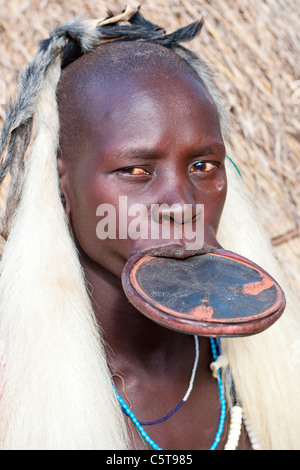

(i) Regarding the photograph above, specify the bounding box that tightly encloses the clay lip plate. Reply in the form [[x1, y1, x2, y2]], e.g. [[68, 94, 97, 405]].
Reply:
[[122, 250, 286, 337]]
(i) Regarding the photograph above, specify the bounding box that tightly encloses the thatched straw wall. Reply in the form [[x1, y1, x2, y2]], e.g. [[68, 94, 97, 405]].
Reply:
[[0, 0, 299, 297]]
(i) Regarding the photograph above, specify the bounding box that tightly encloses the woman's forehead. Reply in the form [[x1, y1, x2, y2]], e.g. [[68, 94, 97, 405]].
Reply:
[[57, 41, 221, 163], [57, 40, 204, 116]]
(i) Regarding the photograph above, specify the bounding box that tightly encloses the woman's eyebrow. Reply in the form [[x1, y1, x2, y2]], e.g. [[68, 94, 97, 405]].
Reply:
[[113, 148, 163, 160], [192, 143, 226, 156], [112, 142, 226, 160]]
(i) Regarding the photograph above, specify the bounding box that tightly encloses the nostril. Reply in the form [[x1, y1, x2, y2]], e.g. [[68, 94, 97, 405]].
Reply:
[[154, 203, 201, 225], [161, 213, 171, 222]]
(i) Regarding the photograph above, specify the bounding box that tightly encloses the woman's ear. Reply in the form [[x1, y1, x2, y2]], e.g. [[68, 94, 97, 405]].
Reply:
[[57, 155, 71, 219]]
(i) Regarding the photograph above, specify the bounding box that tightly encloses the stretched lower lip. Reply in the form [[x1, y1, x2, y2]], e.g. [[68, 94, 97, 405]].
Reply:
[[138, 244, 218, 260]]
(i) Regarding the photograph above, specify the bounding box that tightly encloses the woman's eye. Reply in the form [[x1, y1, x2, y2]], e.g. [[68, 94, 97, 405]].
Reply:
[[118, 167, 149, 176], [190, 162, 217, 173]]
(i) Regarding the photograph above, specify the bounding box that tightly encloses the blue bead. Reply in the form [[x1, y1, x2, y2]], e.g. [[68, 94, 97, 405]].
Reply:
[[114, 336, 228, 452]]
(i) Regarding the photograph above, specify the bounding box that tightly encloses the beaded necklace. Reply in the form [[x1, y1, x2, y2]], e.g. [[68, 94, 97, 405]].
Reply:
[[138, 335, 199, 426], [114, 336, 230, 450]]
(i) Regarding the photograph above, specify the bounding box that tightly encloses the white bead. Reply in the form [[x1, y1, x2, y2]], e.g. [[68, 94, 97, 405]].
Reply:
[[251, 442, 261, 450], [230, 420, 242, 427], [228, 427, 241, 435], [229, 423, 241, 433], [243, 412, 262, 450], [231, 407, 242, 414], [232, 405, 242, 411], [226, 438, 239, 448], [227, 430, 240, 440], [231, 417, 242, 425], [230, 412, 243, 421], [210, 354, 229, 378], [224, 443, 237, 450], [230, 414, 242, 422], [231, 413, 242, 422], [231, 406, 242, 416], [224, 405, 243, 450]]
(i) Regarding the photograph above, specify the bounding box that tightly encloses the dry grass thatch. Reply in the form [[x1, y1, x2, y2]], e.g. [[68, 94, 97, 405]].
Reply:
[[0, 0, 299, 296]]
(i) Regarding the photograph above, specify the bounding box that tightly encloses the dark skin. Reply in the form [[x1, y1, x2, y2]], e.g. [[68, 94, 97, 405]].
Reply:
[[57, 45, 251, 450]]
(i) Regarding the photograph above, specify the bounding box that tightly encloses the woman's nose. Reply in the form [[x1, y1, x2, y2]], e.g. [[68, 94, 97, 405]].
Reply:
[[152, 201, 201, 224], [151, 183, 200, 225]]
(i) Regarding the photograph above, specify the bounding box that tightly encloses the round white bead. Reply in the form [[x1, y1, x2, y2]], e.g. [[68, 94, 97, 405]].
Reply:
[[229, 423, 242, 432], [226, 438, 239, 447], [224, 443, 237, 450]]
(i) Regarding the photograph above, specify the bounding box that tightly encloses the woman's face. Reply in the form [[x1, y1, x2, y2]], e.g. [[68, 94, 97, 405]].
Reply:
[[58, 64, 227, 278]]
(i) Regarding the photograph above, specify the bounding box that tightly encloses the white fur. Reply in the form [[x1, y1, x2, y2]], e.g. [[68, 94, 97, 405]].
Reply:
[[218, 161, 300, 450], [0, 59, 128, 450]]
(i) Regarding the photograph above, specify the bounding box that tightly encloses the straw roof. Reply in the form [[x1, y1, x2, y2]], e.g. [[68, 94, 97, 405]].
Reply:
[[0, 0, 299, 296]]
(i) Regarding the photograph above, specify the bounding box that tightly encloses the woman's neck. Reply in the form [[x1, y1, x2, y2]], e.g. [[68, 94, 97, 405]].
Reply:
[[80, 251, 211, 376]]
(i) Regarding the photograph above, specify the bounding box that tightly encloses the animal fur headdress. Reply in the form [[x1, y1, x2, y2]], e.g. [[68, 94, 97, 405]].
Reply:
[[0, 4, 299, 450]]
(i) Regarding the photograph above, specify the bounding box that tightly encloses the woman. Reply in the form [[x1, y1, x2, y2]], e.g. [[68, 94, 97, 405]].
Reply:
[[0, 6, 299, 450]]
